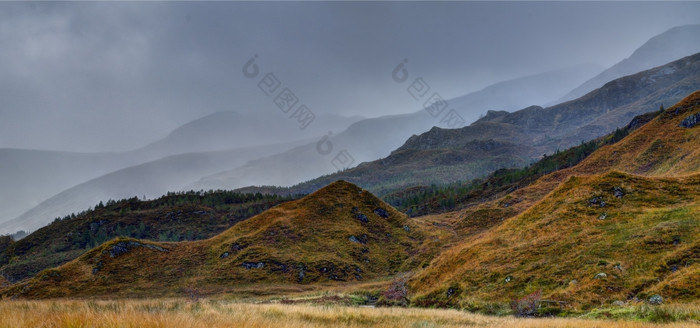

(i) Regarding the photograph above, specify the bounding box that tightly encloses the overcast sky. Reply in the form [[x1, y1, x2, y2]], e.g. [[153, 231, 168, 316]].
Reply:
[[1, 1, 699, 152]]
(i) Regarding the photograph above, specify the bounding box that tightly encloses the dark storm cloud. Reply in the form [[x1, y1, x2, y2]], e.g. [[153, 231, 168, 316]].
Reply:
[[1, 1, 699, 152]]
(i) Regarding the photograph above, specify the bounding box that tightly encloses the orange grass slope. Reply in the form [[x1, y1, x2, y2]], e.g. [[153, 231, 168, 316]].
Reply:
[[411, 171, 700, 309], [411, 91, 700, 309], [473, 89, 700, 219], [1, 181, 432, 299]]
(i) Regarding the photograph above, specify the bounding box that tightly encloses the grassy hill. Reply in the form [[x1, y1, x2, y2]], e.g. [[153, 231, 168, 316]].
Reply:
[[0, 181, 436, 299], [0, 191, 296, 283], [411, 171, 700, 309], [409, 91, 700, 309]]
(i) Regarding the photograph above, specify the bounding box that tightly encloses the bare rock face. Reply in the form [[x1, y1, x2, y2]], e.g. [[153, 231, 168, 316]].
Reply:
[[680, 113, 700, 128]]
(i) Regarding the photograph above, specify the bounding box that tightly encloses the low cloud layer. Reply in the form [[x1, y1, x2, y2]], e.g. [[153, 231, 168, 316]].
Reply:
[[1, 2, 699, 151]]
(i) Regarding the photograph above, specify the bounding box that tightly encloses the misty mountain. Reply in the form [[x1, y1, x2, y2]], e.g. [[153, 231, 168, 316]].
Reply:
[[0, 111, 359, 231], [0, 140, 308, 234], [0, 150, 145, 225], [2, 63, 594, 234], [450, 64, 603, 123], [559, 24, 700, 102], [223, 53, 700, 197], [187, 65, 601, 191], [135, 111, 363, 158]]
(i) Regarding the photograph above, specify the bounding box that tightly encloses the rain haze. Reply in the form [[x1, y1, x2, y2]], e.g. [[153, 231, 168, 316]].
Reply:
[[2, 1, 700, 152], [2, 1, 700, 234]]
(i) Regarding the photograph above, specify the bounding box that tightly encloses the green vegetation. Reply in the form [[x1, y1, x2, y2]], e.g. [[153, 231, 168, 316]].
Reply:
[[0, 181, 437, 299], [0, 190, 299, 283], [383, 109, 662, 216]]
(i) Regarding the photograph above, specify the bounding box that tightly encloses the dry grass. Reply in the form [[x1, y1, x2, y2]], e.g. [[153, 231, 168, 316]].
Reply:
[[1, 299, 699, 328]]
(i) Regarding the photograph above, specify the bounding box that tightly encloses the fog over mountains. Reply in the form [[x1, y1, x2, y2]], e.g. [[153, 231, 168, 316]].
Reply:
[[1, 2, 700, 234]]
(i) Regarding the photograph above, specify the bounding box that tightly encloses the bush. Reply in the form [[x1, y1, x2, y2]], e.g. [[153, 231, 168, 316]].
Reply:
[[377, 276, 409, 307], [510, 290, 541, 317]]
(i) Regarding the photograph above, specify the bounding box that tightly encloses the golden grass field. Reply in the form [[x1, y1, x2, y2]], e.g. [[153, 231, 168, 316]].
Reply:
[[1, 299, 699, 328]]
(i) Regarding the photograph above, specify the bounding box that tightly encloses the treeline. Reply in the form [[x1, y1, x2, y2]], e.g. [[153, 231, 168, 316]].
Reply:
[[0, 190, 301, 282], [384, 108, 662, 216]]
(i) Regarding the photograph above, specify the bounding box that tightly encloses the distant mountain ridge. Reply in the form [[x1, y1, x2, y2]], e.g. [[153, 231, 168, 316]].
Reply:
[[186, 65, 602, 192], [559, 24, 700, 102], [0, 140, 308, 234], [225, 53, 700, 198], [0, 111, 359, 233]]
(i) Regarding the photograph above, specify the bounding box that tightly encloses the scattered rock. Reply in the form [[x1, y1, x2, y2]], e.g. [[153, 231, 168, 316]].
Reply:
[[192, 210, 207, 215], [355, 213, 369, 223], [220, 252, 230, 259], [106, 241, 168, 258], [613, 187, 625, 198], [447, 287, 455, 298], [613, 300, 625, 307], [598, 213, 607, 220], [351, 207, 369, 223], [373, 208, 389, 218], [679, 113, 700, 128], [504, 275, 512, 283], [232, 243, 246, 251], [594, 272, 607, 279], [241, 262, 265, 269], [403, 225, 411, 232], [588, 196, 605, 207], [670, 265, 678, 272], [614, 263, 623, 272], [569, 279, 577, 286], [648, 294, 663, 305], [348, 234, 368, 244]]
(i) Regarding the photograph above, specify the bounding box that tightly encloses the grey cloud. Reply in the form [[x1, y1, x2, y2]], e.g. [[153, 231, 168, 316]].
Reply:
[[0, 1, 699, 151]]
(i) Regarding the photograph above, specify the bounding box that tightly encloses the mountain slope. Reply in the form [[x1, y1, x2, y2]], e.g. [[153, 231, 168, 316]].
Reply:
[[484, 90, 700, 218], [136, 111, 362, 158], [410, 91, 700, 308], [0, 140, 307, 235], [0, 149, 146, 226], [449, 64, 602, 123], [559, 24, 700, 102], [1, 181, 431, 298], [220, 53, 700, 198], [186, 66, 602, 192], [412, 171, 700, 308]]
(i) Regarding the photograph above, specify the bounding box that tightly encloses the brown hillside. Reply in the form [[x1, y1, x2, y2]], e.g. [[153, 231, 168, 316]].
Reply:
[[410, 91, 700, 309], [411, 171, 700, 308], [467, 90, 700, 221], [1, 181, 436, 299]]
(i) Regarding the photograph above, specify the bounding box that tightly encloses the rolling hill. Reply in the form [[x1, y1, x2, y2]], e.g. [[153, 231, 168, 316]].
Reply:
[[1, 181, 435, 298], [409, 91, 700, 308], [0, 191, 296, 283], [412, 171, 700, 308]]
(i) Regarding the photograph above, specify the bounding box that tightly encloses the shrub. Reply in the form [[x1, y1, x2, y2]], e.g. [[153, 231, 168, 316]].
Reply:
[[510, 290, 541, 317], [378, 276, 409, 307]]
